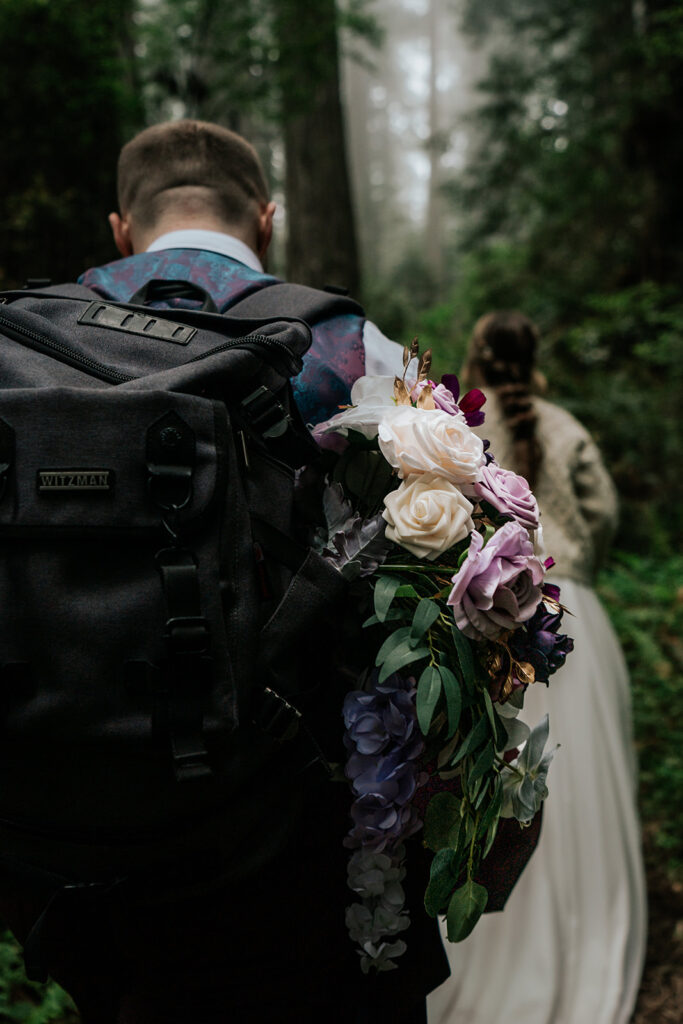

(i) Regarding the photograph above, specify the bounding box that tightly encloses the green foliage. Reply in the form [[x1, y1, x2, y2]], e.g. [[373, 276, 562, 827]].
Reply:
[[446, 878, 488, 942], [598, 552, 683, 879], [0, 927, 78, 1022], [0, 0, 140, 286]]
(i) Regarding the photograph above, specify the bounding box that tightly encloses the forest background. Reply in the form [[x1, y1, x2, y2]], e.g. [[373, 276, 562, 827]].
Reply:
[[0, 0, 681, 1018]]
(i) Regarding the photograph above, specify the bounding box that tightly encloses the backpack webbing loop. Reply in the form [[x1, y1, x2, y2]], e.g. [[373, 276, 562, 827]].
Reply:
[[146, 412, 196, 512], [156, 547, 212, 783]]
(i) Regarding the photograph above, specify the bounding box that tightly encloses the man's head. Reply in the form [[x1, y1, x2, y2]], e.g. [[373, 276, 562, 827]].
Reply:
[[109, 119, 276, 259]]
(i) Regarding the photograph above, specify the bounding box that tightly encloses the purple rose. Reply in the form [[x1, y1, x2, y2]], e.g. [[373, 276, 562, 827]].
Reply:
[[447, 522, 545, 640], [472, 462, 540, 530]]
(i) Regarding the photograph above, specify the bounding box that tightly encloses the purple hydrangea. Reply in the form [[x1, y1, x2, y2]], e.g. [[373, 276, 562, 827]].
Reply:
[[344, 673, 425, 972], [447, 521, 545, 640], [344, 672, 425, 853]]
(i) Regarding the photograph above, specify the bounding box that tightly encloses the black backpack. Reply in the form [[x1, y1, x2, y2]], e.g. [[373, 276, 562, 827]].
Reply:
[[0, 281, 362, 977]]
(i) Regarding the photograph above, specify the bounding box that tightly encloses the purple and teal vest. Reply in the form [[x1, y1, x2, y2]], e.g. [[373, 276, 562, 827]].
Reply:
[[79, 249, 365, 426]]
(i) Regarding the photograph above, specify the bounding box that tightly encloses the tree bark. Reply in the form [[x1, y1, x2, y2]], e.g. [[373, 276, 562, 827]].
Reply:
[[424, 0, 444, 292], [274, 0, 360, 294]]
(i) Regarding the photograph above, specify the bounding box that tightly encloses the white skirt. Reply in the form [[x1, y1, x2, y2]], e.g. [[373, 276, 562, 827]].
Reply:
[[427, 578, 647, 1024]]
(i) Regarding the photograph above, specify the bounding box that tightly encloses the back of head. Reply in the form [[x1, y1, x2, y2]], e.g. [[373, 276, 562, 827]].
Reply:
[[117, 119, 269, 236], [463, 311, 543, 487]]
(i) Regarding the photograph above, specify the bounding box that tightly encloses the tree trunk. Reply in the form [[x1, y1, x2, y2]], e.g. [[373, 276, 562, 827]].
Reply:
[[274, 0, 360, 294], [424, 0, 443, 291]]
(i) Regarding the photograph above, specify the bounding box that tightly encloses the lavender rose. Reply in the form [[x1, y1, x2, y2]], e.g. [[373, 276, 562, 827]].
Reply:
[[472, 462, 540, 530], [447, 521, 545, 640]]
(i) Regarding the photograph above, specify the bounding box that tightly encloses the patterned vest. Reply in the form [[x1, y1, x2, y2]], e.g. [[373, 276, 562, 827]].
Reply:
[[79, 249, 365, 426]]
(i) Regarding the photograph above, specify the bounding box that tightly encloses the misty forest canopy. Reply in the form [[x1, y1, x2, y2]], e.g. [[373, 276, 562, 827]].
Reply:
[[0, 0, 680, 549]]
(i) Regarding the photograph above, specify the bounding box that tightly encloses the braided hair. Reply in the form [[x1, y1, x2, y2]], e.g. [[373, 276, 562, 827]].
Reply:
[[463, 311, 543, 488]]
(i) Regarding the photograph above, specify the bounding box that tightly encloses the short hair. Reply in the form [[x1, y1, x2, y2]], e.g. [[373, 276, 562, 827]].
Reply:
[[117, 120, 269, 230]]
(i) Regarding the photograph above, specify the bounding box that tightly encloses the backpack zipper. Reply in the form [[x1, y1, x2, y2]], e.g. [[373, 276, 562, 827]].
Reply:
[[0, 311, 302, 384]]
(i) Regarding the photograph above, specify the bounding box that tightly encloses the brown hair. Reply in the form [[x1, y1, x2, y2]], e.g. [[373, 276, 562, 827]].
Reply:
[[463, 311, 543, 487], [117, 120, 269, 230]]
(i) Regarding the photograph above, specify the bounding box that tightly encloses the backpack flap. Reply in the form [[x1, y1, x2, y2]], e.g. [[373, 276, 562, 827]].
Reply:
[[0, 385, 254, 834]]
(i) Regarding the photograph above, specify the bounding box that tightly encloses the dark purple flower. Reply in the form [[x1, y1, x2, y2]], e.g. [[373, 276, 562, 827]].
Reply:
[[439, 374, 487, 427], [511, 595, 574, 684], [458, 389, 486, 428]]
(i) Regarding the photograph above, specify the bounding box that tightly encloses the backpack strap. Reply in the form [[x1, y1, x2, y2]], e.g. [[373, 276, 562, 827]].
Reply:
[[226, 281, 365, 323]]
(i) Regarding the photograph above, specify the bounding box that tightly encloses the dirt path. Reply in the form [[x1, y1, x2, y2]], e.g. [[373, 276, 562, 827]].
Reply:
[[632, 836, 683, 1023]]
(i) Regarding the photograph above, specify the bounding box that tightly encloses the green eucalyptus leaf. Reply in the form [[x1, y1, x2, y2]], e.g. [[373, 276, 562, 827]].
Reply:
[[423, 791, 461, 852], [483, 813, 501, 857], [483, 689, 507, 749], [378, 643, 429, 684], [451, 714, 491, 766], [469, 740, 495, 788], [439, 665, 462, 736], [468, 775, 484, 804], [446, 880, 489, 942], [450, 625, 475, 692], [375, 627, 411, 666], [417, 664, 442, 733], [474, 777, 490, 809], [479, 777, 504, 837], [410, 598, 441, 646], [395, 584, 420, 598], [374, 576, 403, 622], [424, 848, 462, 917], [363, 609, 404, 628]]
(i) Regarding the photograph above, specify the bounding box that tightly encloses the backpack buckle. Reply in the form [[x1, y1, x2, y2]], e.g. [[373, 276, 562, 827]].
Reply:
[[165, 615, 210, 655], [240, 386, 291, 440]]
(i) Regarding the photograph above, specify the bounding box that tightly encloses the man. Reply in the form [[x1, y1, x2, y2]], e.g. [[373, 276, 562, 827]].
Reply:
[[0, 119, 448, 1024], [79, 118, 405, 426], [1, 120, 540, 1023]]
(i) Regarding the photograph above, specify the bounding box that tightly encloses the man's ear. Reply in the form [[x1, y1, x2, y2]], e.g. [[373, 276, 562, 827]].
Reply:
[[256, 201, 276, 261], [108, 212, 134, 258]]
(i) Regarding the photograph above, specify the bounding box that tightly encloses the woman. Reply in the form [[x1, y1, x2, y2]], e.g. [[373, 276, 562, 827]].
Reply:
[[427, 311, 647, 1024]]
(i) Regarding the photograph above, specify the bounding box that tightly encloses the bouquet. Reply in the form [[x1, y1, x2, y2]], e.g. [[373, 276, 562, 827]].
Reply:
[[311, 342, 574, 974]]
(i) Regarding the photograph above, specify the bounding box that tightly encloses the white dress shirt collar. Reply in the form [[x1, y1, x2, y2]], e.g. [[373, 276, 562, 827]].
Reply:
[[145, 229, 264, 274]]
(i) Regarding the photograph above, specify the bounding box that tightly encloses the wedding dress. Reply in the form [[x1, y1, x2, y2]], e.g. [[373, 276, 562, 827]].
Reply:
[[427, 397, 647, 1024]]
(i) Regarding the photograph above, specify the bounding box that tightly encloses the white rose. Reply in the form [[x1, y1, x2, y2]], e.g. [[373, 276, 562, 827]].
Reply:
[[378, 407, 485, 484], [383, 473, 475, 560], [314, 375, 400, 440]]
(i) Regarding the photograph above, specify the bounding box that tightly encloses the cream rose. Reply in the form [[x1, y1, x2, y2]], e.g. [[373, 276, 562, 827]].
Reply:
[[383, 473, 475, 560], [378, 407, 485, 484]]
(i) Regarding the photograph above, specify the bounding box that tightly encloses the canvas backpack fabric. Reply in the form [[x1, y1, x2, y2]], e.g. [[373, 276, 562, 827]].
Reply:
[[79, 249, 367, 427], [0, 282, 365, 975]]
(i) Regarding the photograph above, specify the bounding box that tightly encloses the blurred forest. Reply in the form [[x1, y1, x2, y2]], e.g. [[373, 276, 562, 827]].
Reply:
[[0, 0, 681, 1019]]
